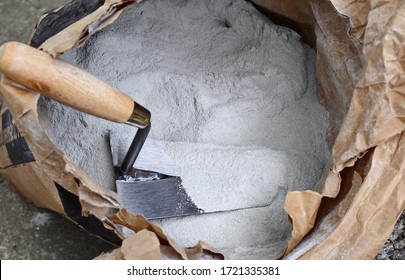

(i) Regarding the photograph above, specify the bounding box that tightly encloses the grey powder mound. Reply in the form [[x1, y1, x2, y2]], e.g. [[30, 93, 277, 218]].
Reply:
[[39, 0, 330, 259]]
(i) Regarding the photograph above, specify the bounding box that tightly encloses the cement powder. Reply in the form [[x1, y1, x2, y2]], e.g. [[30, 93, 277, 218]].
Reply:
[[40, 0, 330, 259]]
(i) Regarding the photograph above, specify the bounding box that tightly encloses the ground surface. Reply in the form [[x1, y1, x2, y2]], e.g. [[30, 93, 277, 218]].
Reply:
[[0, 0, 403, 260]]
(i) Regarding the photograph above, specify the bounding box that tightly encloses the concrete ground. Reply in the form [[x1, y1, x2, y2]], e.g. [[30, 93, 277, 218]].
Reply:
[[0, 0, 403, 260]]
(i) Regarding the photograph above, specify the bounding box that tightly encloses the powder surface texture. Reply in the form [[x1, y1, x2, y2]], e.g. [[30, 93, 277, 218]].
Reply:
[[41, 0, 330, 259]]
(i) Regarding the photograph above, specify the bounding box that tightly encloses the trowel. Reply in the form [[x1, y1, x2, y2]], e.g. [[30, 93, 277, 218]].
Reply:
[[0, 41, 202, 219], [0, 42, 275, 220]]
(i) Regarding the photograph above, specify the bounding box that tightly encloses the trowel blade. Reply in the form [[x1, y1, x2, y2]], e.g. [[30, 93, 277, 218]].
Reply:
[[110, 131, 202, 219], [116, 177, 202, 219]]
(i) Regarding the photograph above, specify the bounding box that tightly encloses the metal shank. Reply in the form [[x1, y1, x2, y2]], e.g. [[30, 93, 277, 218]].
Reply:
[[120, 123, 152, 175]]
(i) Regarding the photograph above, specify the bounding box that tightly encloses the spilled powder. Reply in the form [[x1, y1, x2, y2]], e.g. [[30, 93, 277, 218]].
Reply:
[[40, 0, 330, 259]]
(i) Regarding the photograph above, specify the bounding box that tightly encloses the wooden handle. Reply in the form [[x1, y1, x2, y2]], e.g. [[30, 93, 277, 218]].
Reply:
[[0, 42, 150, 128]]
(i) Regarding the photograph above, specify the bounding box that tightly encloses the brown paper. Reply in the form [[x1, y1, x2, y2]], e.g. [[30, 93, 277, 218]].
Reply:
[[0, 0, 404, 260], [95, 229, 163, 260], [30, 0, 143, 57], [252, 0, 405, 259], [108, 209, 224, 260]]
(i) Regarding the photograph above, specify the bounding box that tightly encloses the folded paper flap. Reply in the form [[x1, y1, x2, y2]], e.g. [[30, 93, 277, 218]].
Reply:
[[282, 190, 323, 256], [120, 230, 161, 260], [30, 0, 143, 57]]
